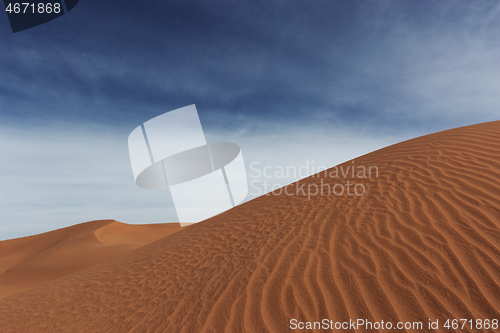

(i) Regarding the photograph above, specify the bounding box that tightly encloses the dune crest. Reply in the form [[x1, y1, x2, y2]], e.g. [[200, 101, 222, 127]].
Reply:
[[94, 221, 184, 246], [0, 220, 184, 299], [1, 121, 500, 332]]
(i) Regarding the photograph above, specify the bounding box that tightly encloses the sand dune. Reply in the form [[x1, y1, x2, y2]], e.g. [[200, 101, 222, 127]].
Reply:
[[1, 121, 500, 332], [0, 220, 184, 299]]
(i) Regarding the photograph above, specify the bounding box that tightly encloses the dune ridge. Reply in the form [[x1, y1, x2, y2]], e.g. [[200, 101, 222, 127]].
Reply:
[[0, 220, 184, 299], [1, 121, 500, 332]]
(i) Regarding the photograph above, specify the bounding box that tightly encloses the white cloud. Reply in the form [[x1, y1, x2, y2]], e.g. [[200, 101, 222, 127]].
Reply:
[[0, 122, 177, 240], [0, 117, 410, 240]]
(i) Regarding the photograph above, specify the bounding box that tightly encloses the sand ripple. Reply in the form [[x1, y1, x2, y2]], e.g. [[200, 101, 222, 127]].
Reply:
[[1, 121, 499, 332]]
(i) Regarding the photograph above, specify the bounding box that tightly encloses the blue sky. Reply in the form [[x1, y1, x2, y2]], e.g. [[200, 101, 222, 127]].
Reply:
[[1, 0, 499, 239]]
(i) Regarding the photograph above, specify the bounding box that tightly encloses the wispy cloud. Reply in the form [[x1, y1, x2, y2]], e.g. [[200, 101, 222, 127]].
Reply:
[[1, 0, 499, 238]]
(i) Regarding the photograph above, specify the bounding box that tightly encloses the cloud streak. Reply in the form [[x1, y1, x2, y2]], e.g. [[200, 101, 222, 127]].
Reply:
[[1, 0, 499, 238]]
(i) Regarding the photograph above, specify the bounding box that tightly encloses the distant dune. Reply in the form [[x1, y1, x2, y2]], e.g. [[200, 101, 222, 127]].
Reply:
[[0, 220, 184, 299], [1, 121, 500, 332]]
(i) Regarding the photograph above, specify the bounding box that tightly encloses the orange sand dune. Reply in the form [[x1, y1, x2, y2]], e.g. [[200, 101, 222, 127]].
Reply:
[[1, 121, 500, 332], [0, 220, 184, 299]]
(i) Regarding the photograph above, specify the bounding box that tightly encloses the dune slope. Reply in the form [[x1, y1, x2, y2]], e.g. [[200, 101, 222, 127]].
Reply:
[[1, 121, 500, 332], [0, 220, 184, 298]]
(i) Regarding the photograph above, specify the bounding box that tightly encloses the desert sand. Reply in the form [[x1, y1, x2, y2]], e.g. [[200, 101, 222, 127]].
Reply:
[[0, 220, 184, 299], [1, 121, 500, 332]]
